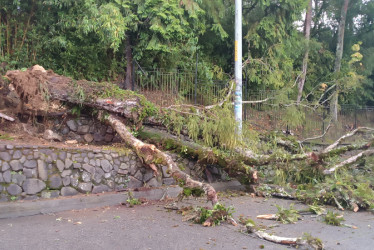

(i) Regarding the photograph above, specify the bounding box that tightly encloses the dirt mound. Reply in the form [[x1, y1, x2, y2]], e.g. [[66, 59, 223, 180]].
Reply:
[[5, 65, 71, 111]]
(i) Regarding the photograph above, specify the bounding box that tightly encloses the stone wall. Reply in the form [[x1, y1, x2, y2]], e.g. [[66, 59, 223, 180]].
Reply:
[[0, 143, 195, 202], [51, 115, 121, 144]]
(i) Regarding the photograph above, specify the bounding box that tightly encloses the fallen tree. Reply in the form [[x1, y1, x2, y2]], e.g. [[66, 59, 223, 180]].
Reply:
[[2, 65, 374, 207]]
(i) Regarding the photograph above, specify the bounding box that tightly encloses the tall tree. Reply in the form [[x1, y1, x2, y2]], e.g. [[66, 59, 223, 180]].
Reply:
[[331, 0, 350, 122], [297, 0, 313, 104]]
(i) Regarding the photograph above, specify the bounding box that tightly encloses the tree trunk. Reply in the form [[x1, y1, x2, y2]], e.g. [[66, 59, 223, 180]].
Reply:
[[103, 114, 218, 204], [124, 36, 133, 90], [296, 0, 313, 104], [5, 66, 218, 204], [4, 66, 374, 202], [331, 0, 349, 122], [334, 0, 349, 73]]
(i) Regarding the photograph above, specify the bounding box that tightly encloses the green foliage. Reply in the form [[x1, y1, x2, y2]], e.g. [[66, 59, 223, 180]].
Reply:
[[126, 192, 141, 207], [302, 233, 324, 250], [275, 203, 300, 224], [71, 106, 82, 117], [198, 203, 235, 226], [308, 204, 326, 216], [169, 111, 184, 135], [186, 115, 200, 141], [183, 187, 204, 197], [0, 133, 14, 141], [323, 211, 345, 226], [281, 106, 305, 128]]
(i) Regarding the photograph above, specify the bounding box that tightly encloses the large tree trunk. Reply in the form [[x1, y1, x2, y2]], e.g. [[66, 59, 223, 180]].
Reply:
[[296, 0, 313, 104], [4, 66, 374, 203], [103, 114, 218, 204], [4, 66, 218, 204], [124, 36, 133, 90], [331, 0, 349, 122]]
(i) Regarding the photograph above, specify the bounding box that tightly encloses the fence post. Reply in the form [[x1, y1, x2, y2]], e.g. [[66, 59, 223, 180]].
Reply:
[[322, 108, 325, 142]]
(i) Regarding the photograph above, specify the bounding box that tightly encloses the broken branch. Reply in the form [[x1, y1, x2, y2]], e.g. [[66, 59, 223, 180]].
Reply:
[[0, 112, 15, 122], [324, 149, 374, 174], [323, 127, 374, 154]]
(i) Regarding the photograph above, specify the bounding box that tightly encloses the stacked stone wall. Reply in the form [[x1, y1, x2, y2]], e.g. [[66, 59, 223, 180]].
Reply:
[[0, 143, 194, 202], [52, 116, 121, 144]]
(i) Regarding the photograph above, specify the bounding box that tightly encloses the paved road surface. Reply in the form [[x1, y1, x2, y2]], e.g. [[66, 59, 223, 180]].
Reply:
[[1, 195, 374, 250]]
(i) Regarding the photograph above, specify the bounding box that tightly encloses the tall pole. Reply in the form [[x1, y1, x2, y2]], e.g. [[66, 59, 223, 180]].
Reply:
[[234, 0, 242, 133]]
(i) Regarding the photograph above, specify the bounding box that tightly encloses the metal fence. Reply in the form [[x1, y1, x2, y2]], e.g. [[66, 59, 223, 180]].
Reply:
[[135, 69, 374, 141], [135, 69, 228, 107]]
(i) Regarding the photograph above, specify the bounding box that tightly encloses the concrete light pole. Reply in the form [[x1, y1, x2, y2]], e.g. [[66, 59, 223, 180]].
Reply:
[[234, 0, 242, 133]]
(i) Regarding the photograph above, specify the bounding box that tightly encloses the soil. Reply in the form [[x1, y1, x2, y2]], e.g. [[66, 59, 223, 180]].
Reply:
[[0, 65, 109, 149]]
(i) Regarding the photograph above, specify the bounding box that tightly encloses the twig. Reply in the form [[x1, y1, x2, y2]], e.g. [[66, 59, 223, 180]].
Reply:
[[314, 83, 336, 104], [242, 98, 270, 104], [342, 223, 358, 229], [333, 197, 345, 211], [0, 112, 15, 122], [300, 119, 332, 143], [246, 225, 306, 246], [205, 80, 234, 110], [256, 214, 278, 220]]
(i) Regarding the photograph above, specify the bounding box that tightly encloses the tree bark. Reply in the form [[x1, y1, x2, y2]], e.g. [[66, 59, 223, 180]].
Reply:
[[296, 0, 312, 104], [102, 113, 218, 204], [124, 36, 133, 90], [331, 0, 349, 122]]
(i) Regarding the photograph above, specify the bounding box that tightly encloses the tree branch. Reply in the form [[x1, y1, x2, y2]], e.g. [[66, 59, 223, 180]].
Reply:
[[323, 127, 374, 154], [0, 112, 15, 121], [324, 149, 374, 175]]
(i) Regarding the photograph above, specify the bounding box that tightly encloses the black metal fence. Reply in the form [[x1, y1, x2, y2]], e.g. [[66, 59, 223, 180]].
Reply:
[[134, 69, 374, 141], [135, 68, 228, 107]]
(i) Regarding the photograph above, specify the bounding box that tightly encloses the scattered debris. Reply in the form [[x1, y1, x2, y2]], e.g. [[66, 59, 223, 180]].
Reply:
[[65, 140, 78, 144], [256, 214, 278, 220], [176, 203, 235, 227], [323, 211, 345, 226], [125, 192, 142, 207], [257, 204, 301, 223], [275, 204, 300, 224], [43, 129, 63, 142], [245, 222, 323, 249]]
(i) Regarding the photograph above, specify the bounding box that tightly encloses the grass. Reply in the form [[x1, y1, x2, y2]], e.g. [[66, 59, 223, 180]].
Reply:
[[0, 133, 14, 140]]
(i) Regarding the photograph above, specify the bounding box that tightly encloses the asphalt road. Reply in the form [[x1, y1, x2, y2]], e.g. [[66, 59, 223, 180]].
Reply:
[[1, 195, 374, 250]]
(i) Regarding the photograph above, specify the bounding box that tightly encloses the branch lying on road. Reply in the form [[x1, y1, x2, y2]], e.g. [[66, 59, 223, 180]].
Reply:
[[245, 224, 323, 249]]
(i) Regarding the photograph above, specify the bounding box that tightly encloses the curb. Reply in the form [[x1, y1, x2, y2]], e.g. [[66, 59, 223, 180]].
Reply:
[[0, 186, 183, 219], [0, 180, 244, 219]]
